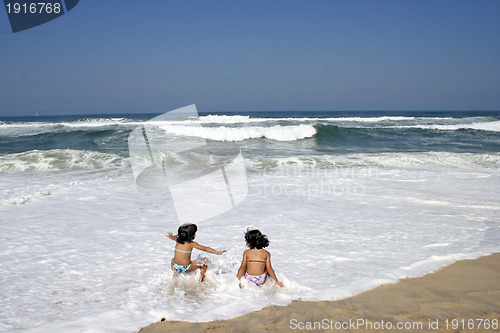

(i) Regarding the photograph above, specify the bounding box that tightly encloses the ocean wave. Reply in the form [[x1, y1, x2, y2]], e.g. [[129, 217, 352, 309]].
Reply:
[[157, 123, 317, 141], [0, 149, 128, 172], [247, 152, 500, 170], [61, 117, 132, 127], [3, 115, 500, 139], [0, 122, 60, 137], [0, 118, 141, 137], [199, 115, 255, 123], [394, 120, 500, 132], [198, 115, 419, 124]]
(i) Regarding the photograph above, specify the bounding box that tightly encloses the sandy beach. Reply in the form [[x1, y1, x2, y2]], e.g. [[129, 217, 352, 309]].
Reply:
[[139, 253, 500, 333]]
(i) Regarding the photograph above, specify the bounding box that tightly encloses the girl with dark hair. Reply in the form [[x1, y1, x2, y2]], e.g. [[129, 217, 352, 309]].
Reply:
[[167, 223, 226, 282], [236, 228, 284, 287]]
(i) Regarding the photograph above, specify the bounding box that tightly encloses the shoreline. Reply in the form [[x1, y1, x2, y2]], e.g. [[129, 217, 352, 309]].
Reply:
[[139, 253, 500, 332]]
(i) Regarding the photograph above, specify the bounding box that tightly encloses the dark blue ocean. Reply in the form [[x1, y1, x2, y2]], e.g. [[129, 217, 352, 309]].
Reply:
[[1, 111, 499, 164]]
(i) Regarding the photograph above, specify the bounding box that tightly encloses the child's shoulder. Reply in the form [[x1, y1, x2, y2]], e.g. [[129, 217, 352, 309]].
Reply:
[[177, 241, 196, 248], [245, 248, 270, 256]]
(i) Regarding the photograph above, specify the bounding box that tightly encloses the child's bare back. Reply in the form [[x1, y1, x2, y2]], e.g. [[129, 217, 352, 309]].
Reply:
[[237, 229, 283, 287], [167, 223, 225, 282]]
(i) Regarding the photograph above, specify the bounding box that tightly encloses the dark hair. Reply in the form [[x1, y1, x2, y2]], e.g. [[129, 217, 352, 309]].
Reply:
[[177, 223, 197, 244], [245, 228, 269, 249]]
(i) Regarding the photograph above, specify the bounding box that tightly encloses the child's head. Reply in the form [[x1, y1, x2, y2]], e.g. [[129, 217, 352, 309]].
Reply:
[[245, 228, 269, 249], [177, 223, 197, 244]]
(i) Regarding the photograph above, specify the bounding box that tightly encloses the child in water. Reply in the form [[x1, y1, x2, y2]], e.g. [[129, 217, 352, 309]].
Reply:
[[167, 223, 226, 282], [237, 228, 284, 287]]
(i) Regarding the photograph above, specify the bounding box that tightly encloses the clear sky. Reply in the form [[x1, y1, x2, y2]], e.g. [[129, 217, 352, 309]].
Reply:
[[1, 0, 499, 116]]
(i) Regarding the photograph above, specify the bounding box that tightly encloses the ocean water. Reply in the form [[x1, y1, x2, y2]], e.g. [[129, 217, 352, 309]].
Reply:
[[1, 110, 500, 332]]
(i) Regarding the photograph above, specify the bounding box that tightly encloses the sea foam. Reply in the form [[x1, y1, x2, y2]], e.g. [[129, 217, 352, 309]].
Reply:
[[1, 151, 499, 333], [395, 120, 500, 132], [157, 123, 317, 141], [0, 149, 127, 172]]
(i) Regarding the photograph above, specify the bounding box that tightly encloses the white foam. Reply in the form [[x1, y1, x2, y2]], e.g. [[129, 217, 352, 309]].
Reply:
[[196, 115, 500, 133], [62, 117, 136, 127], [2, 116, 499, 139], [326, 116, 417, 122], [1, 153, 500, 333], [247, 152, 500, 170], [200, 115, 254, 123], [0, 149, 127, 172], [157, 124, 317, 141], [395, 120, 500, 132], [198, 115, 418, 124], [195, 115, 422, 124], [0, 118, 141, 137]]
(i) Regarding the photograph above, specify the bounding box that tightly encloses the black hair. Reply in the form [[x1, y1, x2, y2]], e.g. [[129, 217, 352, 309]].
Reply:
[[177, 223, 197, 244], [245, 228, 269, 249]]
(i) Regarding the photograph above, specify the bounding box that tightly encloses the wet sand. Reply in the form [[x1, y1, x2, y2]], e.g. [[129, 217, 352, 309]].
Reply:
[[139, 253, 500, 332]]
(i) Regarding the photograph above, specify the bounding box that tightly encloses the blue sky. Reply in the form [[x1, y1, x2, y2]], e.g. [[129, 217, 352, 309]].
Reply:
[[1, 0, 499, 116]]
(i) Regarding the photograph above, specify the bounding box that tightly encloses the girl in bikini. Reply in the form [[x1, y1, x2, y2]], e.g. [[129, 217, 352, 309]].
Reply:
[[167, 223, 226, 282], [236, 228, 284, 287]]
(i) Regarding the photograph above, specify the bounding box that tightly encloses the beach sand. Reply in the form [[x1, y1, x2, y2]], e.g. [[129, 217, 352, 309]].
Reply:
[[139, 253, 500, 332]]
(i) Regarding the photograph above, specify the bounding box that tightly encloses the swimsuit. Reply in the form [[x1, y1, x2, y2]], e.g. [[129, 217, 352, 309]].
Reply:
[[247, 259, 266, 264], [245, 259, 267, 285], [173, 262, 190, 273], [245, 272, 266, 285], [172, 248, 192, 273], [175, 248, 192, 254]]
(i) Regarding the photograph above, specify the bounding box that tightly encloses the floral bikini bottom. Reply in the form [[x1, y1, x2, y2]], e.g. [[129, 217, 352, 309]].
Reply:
[[245, 272, 266, 286]]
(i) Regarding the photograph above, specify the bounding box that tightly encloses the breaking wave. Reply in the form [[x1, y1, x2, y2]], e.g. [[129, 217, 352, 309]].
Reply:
[[157, 124, 317, 141], [0, 149, 128, 172], [247, 152, 500, 171]]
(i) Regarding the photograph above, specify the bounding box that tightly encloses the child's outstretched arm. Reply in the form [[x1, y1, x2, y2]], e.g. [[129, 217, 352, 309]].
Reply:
[[266, 253, 284, 287], [192, 242, 226, 255], [166, 232, 177, 241]]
